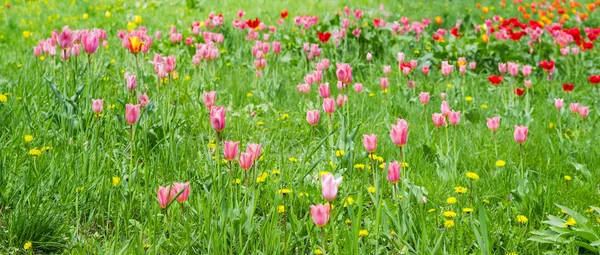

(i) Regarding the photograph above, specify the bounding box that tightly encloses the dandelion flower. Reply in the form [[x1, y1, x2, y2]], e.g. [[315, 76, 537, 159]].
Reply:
[[443, 211, 457, 218], [454, 186, 467, 194], [314, 249, 323, 255], [563, 217, 576, 227], [564, 175, 572, 181], [359, 229, 369, 237], [288, 157, 298, 163], [367, 186, 376, 193], [278, 205, 285, 213], [496, 160, 506, 167], [446, 197, 457, 204], [277, 188, 292, 195], [463, 207, 473, 213], [0, 94, 7, 103], [466, 172, 480, 180], [24, 135, 34, 143], [516, 215, 528, 224], [28, 149, 41, 156], [112, 176, 120, 187], [24, 241, 32, 250], [444, 219, 455, 228]]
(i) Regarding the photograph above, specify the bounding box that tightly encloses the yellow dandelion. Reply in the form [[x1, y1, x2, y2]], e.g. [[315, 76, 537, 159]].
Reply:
[[447, 197, 457, 204], [281, 113, 289, 119], [335, 150, 345, 157], [354, 164, 365, 170], [271, 170, 281, 175], [454, 186, 467, 194], [359, 229, 369, 237], [446, 84, 453, 88], [111, 176, 120, 187], [367, 186, 376, 193], [402, 162, 409, 167], [563, 217, 576, 227], [496, 160, 506, 167], [314, 249, 323, 255], [465, 96, 473, 101], [506, 252, 518, 255], [24, 241, 32, 250], [24, 135, 34, 143], [564, 175, 572, 181], [319, 171, 331, 177], [463, 207, 473, 213], [256, 173, 268, 183], [444, 219, 455, 228], [288, 157, 297, 162], [28, 149, 41, 156], [428, 208, 436, 213], [23, 31, 31, 39], [143, 243, 150, 249], [481, 104, 488, 109], [105, 11, 111, 18], [516, 215, 528, 224], [443, 211, 457, 218], [482, 199, 490, 204], [278, 205, 285, 213], [0, 94, 8, 103], [549, 122, 555, 129], [82, 13, 89, 20], [466, 172, 480, 180], [234, 178, 241, 185], [247, 92, 253, 97], [346, 219, 352, 225], [257, 121, 264, 126], [133, 15, 143, 24], [344, 197, 355, 207], [277, 188, 292, 195]]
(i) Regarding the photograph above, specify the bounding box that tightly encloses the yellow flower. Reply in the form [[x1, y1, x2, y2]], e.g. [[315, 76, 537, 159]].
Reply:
[[344, 197, 355, 207], [443, 211, 457, 218], [378, 163, 385, 169], [564, 175, 572, 181], [549, 122, 555, 129], [75, 186, 84, 193], [234, 178, 241, 185], [42, 146, 52, 152], [454, 186, 467, 194], [0, 94, 7, 103], [481, 104, 488, 109], [82, 13, 89, 20], [446, 197, 457, 204], [24, 241, 32, 250], [446, 84, 453, 88], [463, 207, 473, 213], [506, 253, 518, 255], [28, 149, 41, 156], [444, 219, 455, 228], [24, 135, 34, 143], [133, 15, 143, 24], [257, 121, 264, 126], [354, 164, 365, 170], [277, 188, 292, 195], [298, 192, 309, 197], [112, 176, 121, 187], [466, 172, 480, 180], [516, 215, 528, 224], [127, 22, 136, 31], [278, 205, 285, 213], [584, 208, 594, 214], [402, 162, 409, 167], [563, 217, 576, 227], [369, 93, 375, 97], [281, 113, 289, 119], [105, 11, 111, 18], [496, 160, 506, 167], [335, 150, 345, 157], [143, 243, 150, 249], [23, 30, 31, 39], [247, 92, 253, 97], [482, 199, 490, 204], [314, 249, 323, 255], [346, 219, 352, 225], [359, 229, 369, 237], [367, 186, 376, 193], [465, 96, 473, 101], [319, 171, 331, 177], [271, 170, 281, 175], [428, 208, 436, 213], [256, 172, 268, 183], [208, 142, 216, 149], [128, 36, 144, 54], [288, 157, 297, 163]]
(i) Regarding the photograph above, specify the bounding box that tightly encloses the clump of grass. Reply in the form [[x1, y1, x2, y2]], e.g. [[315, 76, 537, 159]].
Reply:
[[6, 200, 68, 253]]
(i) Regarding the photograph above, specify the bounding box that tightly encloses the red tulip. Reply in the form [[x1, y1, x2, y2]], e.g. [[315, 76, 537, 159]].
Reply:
[[280, 9, 288, 19], [538, 60, 555, 71], [488, 75, 504, 85], [562, 83, 574, 92], [317, 32, 331, 43], [589, 75, 600, 85], [246, 18, 260, 29], [513, 88, 525, 96]]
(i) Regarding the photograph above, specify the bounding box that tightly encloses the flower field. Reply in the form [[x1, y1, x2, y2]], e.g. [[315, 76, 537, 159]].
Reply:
[[1, 0, 600, 254]]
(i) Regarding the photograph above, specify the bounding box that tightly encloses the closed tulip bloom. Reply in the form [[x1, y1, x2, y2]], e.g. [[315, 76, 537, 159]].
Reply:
[[125, 104, 141, 125], [336, 63, 353, 84], [172, 182, 190, 203], [336, 94, 348, 107], [380, 77, 389, 89], [223, 141, 239, 160], [82, 31, 99, 54], [363, 134, 377, 153], [323, 98, 336, 114], [432, 113, 446, 127], [513, 125, 528, 143], [92, 99, 104, 114], [310, 203, 331, 227], [570, 103, 580, 113], [125, 72, 136, 91], [138, 93, 149, 107], [157, 185, 177, 208], [440, 92, 446, 101], [448, 110, 461, 125], [306, 110, 321, 126], [272, 41, 281, 54], [203, 91, 216, 109], [321, 173, 342, 201], [522, 65, 532, 76], [246, 143, 262, 160], [353, 83, 363, 93], [164, 56, 176, 74], [486, 117, 500, 131], [554, 98, 564, 110], [387, 161, 400, 184], [390, 119, 409, 146], [210, 106, 226, 131], [318, 83, 331, 98], [469, 62, 476, 70], [238, 152, 254, 170], [419, 92, 430, 105], [578, 106, 590, 118], [441, 101, 450, 116], [366, 52, 372, 61], [383, 65, 391, 75], [524, 80, 532, 88], [422, 66, 430, 75], [297, 83, 310, 93], [57, 26, 74, 49]]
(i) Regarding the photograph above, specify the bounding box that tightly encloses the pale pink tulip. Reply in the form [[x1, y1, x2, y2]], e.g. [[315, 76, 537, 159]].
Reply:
[[387, 161, 400, 184], [125, 104, 141, 125], [223, 141, 239, 160], [92, 99, 104, 114], [321, 173, 342, 201], [390, 119, 409, 146], [310, 203, 330, 226], [306, 110, 321, 126], [513, 125, 528, 143], [363, 134, 377, 153], [210, 106, 226, 131]]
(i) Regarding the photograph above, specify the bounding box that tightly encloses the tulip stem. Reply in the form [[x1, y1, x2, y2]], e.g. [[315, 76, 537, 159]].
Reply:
[[320, 226, 325, 254], [493, 131, 498, 160], [519, 143, 524, 179], [328, 114, 333, 128], [453, 125, 457, 161], [129, 124, 134, 173], [312, 126, 316, 144]]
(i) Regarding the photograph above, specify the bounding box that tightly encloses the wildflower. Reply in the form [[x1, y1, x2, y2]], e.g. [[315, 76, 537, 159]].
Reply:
[[288, 157, 298, 163], [466, 172, 480, 180], [506, 253, 518, 255], [454, 186, 467, 194], [443, 211, 457, 218], [234, 179, 241, 185], [402, 162, 409, 167], [447, 197, 457, 204], [463, 207, 473, 213], [367, 186, 376, 193], [516, 215, 528, 224], [257, 121, 264, 126], [564, 175, 572, 181], [0, 94, 7, 102], [344, 197, 355, 207], [75, 186, 84, 193], [256, 172, 268, 183], [496, 160, 505, 167], [133, 15, 143, 24], [143, 243, 150, 249], [346, 219, 352, 225], [24, 241, 32, 250], [444, 219, 455, 228], [105, 11, 111, 18], [465, 96, 473, 101], [247, 92, 253, 97], [24, 135, 34, 143], [428, 208, 436, 213], [314, 249, 323, 255], [481, 104, 488, 109], [277, 188, 292, 195], [42, 146, 52, 152], [271, 170, 281, 175], [482, 199, 490, 204], [354, 164, 365, 170], [28, 149, 41, 156], [359, 229, 369, 237], [112, 176, 121, 187], [278, 205, 285, 213], [549, 122, 555, 129], [563, 217, 576, 227], [335, 150, 345, 157], [82, 13, 89, 20]]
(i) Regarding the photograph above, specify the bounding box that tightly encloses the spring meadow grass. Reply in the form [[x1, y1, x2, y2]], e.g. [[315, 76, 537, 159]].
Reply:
[[1, 0, 600, 254]]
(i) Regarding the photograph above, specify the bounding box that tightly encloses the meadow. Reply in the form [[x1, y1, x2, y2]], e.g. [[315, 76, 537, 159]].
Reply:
[[1, 0, 600, 254]]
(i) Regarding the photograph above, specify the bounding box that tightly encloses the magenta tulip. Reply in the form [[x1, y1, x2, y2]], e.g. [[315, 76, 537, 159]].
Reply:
[[310, 203, 331, 227], [210, 106, 226, 132], [387, 161, 400, 184], [363, 134, 377, 153], [390, 119, 408, 146], [223, 141, 240, 161], [125, 104, 141, 125]]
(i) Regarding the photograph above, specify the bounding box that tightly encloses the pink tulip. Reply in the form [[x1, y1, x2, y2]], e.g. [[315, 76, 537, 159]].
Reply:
[[238, 152, 254, 170], [486, 117, 500, 131], [82, 31, 99, 55], [578, 106, 590, 118], [336, 94, 348, 107], [321, 173, 342, 201], [554, 98, 564, 110], [498, 63, 507, 73], [441, 101, 450, 116], [172, 182, 190, 203], [273, 42, 281, 54], [210, 106, 226, 132], [57, 26, 74, 49], [383, 65, 391, 75], [419, 92, 430, 105], [387, 161, 400, 184], [92, 99, 104, 114], [246, 143, 262, 161], [223, 141, 239, 160], [353, 83, 363, 93], [336, 63, 353, 84], [380, 77, 389, 90], [432, 113, 446, 127], [397, 52, 405, 62], [390, 119, 409, 146], [522, 65, 532, 76], [422, 66, 430, 75], [33, 46, 42, 57], [125, 72, 136, 91], [125, 104, 141, 125], [318, 83, 330, 98], [323, 98, 336, 114], [306, 110, 321, 126], [363, 134, 377, 153], [448, 110, 461, 125], [164, 56, 176, 74], [440, 92, 446, 101], [138, 93, 149, 107], [407, 80, 415, 89], [203, 91, 216, 109], [513, 125, 528, 143], [336, 81, 344, 90], [310, 203, 330, 227], [469, 62, 476, 70], [157, 185, 177, 208], [570, 103, 580, 113], [524, 80, 532, 88], [297, 83, 310, 93]]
